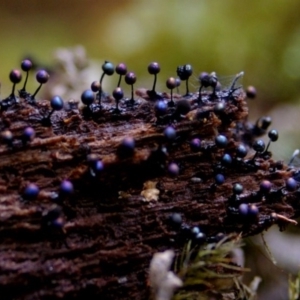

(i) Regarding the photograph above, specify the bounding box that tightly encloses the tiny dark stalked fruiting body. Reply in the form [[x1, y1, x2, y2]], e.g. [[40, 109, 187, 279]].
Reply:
[[125, 72, 137, 106], [176, 64, 193, 96], [98, 61, 115, 106], [166, 77, 177, 106], [112, 87, 124, 113], [20, 59, 33, 94], [31, 70, 50, 100], [116, 63, 127, 87], [147, 62, 160, 99]]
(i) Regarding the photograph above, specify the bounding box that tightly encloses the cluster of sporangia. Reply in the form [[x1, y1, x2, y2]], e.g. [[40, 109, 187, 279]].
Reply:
[[0, 59, 298, 240]]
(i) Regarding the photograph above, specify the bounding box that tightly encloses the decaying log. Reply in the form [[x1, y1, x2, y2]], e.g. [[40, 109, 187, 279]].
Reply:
[[0, 84, 299, 299]]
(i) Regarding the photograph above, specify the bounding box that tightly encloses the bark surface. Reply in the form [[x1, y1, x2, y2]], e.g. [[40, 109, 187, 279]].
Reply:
[[0, 88, 298, 299]]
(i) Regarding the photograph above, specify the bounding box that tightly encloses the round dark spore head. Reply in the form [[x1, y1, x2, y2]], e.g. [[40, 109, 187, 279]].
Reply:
[[21, 59, 33, 72], [253, 140, 265, 152], [9, 69, 22, 83], [164, 126, 176, 141], [246, 86, 257, 99], [23, 183, 39, 200], [50, 96, 64, 111], [118, 137, 135, 158], [91, 81, 101, 92], [260, 116, 272, 130], [268, 129, 279, 142], [286, 177, 297, 192], [221, 153, 232, 166], [176, 64, 193, 80], [169, 213, 182, 229], [215, 135, 228, 148], [154, 100, 167, 116], [175, 78, 181, 87], [233, 183, 243, 195], [59, 180, 74, 196], [209, 73, 218, 88], [22, 127, 35, 142], [116, 63, 127, 75], [36, 70, 50, 84], [102, 61, 115, 75], [166, 77, 177, 90], [81, 89, 94, 106], [168, 162, 179, 177], [194, 232, 206, 244], [260, 180, 272, 194], [215, 174, 225, 185], [248, 204, 259, 218], [125, 72, 137, 85], [236, 144, 248, 158], [91, 160, 104, 174], [175, 99, 191, 115], [112, 87, 124, 100], [190, 138, 201, 152], [214, 102, 225, 114], [148, 62, 160, 75], [239, 203, 248, 216], [199, 72, 210, 87]]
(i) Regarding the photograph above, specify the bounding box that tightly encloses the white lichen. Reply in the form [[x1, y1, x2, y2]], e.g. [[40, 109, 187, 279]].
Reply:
[[149, 250, 182, 300]]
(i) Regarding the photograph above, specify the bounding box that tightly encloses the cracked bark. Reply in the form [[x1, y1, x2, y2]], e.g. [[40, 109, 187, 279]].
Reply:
[[0, 89, 298, 299]]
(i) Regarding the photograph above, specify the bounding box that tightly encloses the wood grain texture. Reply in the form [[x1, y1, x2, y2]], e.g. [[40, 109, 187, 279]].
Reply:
[[0, 88, 298, 299]]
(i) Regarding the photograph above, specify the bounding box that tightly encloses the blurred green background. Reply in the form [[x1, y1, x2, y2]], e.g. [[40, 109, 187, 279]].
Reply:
[[1, 1, 300, 298]]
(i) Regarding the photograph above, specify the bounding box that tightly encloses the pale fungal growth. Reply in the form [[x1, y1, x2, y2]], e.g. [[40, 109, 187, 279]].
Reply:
[[149, 250, 183, 300], [141, 180, 160, 201]]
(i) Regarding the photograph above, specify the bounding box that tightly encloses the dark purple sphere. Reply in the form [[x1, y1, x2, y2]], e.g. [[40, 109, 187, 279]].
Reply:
[[164, 126, 176, 141], [148, 62, 160, 75], [21, 59, 33, 72], [190, 138, 201, 152], [125, 72, 137, 85], [22, 127, 35, 142], [260, 180, 272, 194], [9, 69, 22, 84], [91, 81, 101, 92], [168, 162, 179, 177], [23, 183, 39, 200], [60, 180, 74, 196], [116, 63, 127, 75], [154, 100, 167, 116], [286, 177, 297, 192], [36, 70, 50, 84], [112, 87, 124, 100]]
